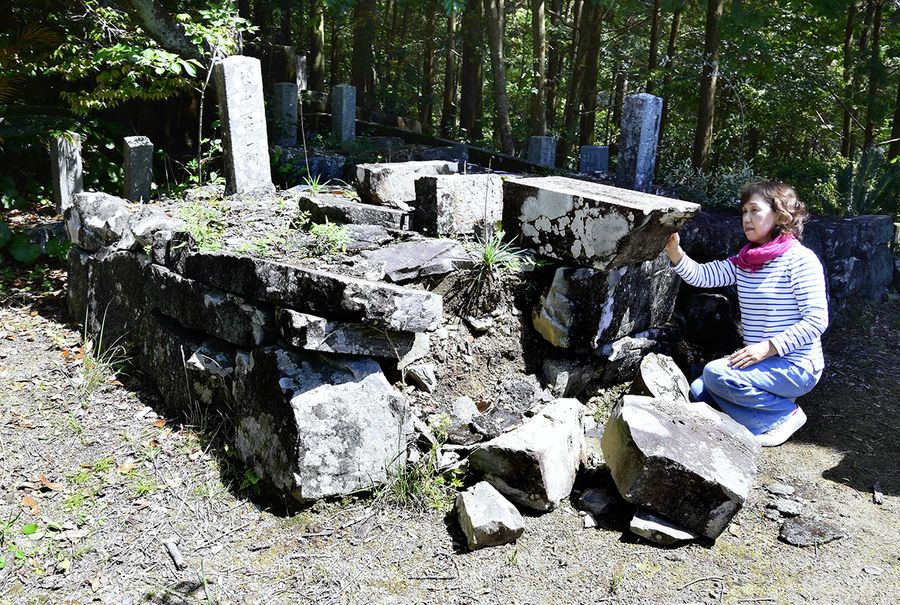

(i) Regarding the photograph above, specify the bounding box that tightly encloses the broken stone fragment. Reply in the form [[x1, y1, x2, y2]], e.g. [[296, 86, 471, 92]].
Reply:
[[768, 498, 803, 517], [413, 174, 504, 236], [405, 363, 437, 393], [456, 481, 525, 550], [451, 396, 480, 422], [628, 353, 690, 403], [629, 510, 701, 546], [579, 486, 620, 520], [541, 357, 600, 398], [469, 398, 585, 512], [297, 193, 411, 229], [64, 192, 133, 252], [471, 407, 522, 440], [502, 176, 699, 270], [356, 161, 458, 210], [128, 206, 184, 249], [232, 348, 412, 502], [361, 238, 473, 283], [779, 516, 844, 547], [601, 394, 759, 539]]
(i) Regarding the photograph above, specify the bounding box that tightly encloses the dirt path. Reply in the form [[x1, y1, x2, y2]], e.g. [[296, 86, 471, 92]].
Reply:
[[1, 264, 898, 605]]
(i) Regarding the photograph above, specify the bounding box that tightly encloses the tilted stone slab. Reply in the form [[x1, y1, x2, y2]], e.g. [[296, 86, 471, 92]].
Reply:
[[628, 353, 690, 403], [413, 174, 504, 236], [232, 348, 412, 501], [146, 264, 275, 348], [601, 394, 760, 539], [456, 481, 525, 551], [182, 253, 442, 333], [469, 398, 585, 512], [361, 239, 474, 283], [532, 254, 678, 350], [356, 161, 458, 211], [502, 176, 699, 270], [276, 308, 429, 365], [298, 193, 411, 229]]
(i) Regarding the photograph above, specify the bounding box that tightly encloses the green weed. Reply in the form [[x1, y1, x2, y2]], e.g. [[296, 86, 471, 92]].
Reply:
[[307, 220, 350, 255], [178, 199, 227, 252]]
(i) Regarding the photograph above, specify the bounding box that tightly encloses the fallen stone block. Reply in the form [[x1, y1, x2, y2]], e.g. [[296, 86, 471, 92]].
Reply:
[[232, 348, 412, 502], [629, 510, 700, 546], [469, 398, 585, 511], [181, 252, 443, 333], [413, 174, 503, 236], [456, 481, 525, 550], [276, 308, 429, 366], [451, 396, 480, 422], [344, 224, 394, 253], [297, 193, 411, 229], [361, 238, 473, 283], [356, 160, 458, 210], [542, 357, 600, 398], [502, 176, 699, 270], [628, 353, 690, 403], [64, 192, 133, 252], [405, 363, 437, 393], [532, 255, 678, 350], [128, 206, 184, 249], [601, 394, 759, 539]]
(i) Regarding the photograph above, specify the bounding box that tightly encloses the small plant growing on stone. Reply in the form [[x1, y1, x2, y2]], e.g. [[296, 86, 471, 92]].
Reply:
[[304, 174, 330, 197], [307, 219, 350, 256], [178, 200, 227, 252], [455, 228, 531, 316]]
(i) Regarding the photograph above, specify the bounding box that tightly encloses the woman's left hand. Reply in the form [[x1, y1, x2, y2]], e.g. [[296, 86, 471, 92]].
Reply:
[[728, 341, 777, 369]]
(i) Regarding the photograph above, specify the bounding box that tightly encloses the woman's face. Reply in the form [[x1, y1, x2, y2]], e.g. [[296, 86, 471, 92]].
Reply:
[[741, 194, 777, 244]]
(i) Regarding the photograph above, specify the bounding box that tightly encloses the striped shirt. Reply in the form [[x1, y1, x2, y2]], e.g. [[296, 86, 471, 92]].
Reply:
[[674, 243, 829, 374]]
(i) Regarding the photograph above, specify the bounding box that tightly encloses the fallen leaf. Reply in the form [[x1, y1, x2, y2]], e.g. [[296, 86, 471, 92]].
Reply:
[[152, 419, 167, 428], [38, 474, 63, 491], [21, 494, 39, 515], [117, 461, 136, 474], [90, 576, 102, 592]]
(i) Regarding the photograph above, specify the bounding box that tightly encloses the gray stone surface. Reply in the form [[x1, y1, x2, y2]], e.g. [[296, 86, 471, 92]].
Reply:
[[579, 145, 609, 174], [214, 56, 275, 195], [344, 224, 394, 253], [84, 251, 148, 347], [414, 174, 504, 236], [123, 136, 154, 202], [542, 357, 600, 397], [768, 497, 803, 517], [456, 481, 525, 550], [526, 136, 556, 168], [502, 176, 699, 270], [64, 192, 133, 252], [451, 396, 480, 421], [67, 248, 92, 323], [582, 426, 605, 471], [361, 239, 473, 283], [296, 55, 307, 90], [579, 486, 619, 518], [616, 93, 662, 193], [469, 399, 585, 511], [297, 193, 411, 229], [629, 510, 700, 545], [596, 328, 678, 384], [764, 483, 796, 497], [779, 516, 844, 547], [50, 133, 83, 213], [128, 206, 184, 250], [276, 308, 429, 365], [232, 348, 412, 502], [181, 253, 443, 333], [628, 353, 690, 403], [356, 161, 458, 211], [405, 363, 437, 393], [331, 84, 356, 143], [532, 254, 679, 350], [271, 82, 298, 147], [601, 394, 760, 539]]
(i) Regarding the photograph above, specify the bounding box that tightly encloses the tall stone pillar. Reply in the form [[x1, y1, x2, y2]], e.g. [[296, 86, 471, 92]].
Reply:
[[617, 93, 663, 193], [123, 136, 154, 202], [331, 84, 357, 144], [50, 134, 83, 213]]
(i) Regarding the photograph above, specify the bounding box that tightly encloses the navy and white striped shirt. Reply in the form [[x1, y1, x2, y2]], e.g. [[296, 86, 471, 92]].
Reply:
[[674, 244, 828, 374]]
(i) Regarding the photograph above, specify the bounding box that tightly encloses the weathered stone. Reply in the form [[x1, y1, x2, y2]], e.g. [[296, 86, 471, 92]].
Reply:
[[629, 353, 690, 403], [596, 330, 671, 384], [414, 174, 504, 237], [456, 481, 525, 550], [49, 133, 84, 213], [496, 374, 550, 415], [779, 516, 844, 547], [356, 161, 458, 211], [616, 93, 662, 193], [128, 206, 184, 250], [768, 498, 803, 517], [181, 253, 443, 333], [361, 239, 473, 283], [542, 357, 600, 397], [270, 82, 298, 147], [67, 248, 92, 323], [629, 510, 700, 545], [503, 176, 699, 270], [451, 396, 480, 421], [276, 308, 429, 365], [84, 251, 148, 347], [582, 426, 605, 471], [471, 407, 523, 440], [297, 193, 411, 229], [232, 348, 412, 501], [764, 483, 796, 497], [532, 255, 679, 350], [469, 399, 585, 511], [405, 363, 437, 393], [601, 394, 760, 539], [579, 485, 619, 519], [214, 56, 275, 195], [64, 192, 133, 252], [465, 315, 494, 334], [146, 264, 275, 348], [123, 136, 154, 202], [676, 291, 742, 351], [526, 136, 556, 168], [579, 145, 609, 174], [331, 84, 356, 143]]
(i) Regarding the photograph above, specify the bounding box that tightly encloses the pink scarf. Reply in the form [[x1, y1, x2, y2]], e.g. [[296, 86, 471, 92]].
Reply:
[[729, 233, 796, 272]]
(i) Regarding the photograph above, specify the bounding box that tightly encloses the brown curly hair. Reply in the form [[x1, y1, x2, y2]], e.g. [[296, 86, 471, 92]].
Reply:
[[740, 180, 808, 239]]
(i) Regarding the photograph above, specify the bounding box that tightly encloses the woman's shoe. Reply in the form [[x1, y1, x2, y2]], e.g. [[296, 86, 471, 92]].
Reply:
[[756, 407, 807, 447]]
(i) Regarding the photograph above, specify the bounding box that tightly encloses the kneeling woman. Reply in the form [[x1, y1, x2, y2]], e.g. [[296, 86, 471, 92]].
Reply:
[[665, 181, 829, 446]]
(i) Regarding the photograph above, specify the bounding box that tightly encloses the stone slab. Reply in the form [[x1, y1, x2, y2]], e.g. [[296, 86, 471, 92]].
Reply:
[[629, 510, 700, 545], [414, 174, 504, 237], [361, 238, 473, 283], [331, 84, 356, 143], [123, 136, 154, 202], [616, 93, 662, 193], [456, 481, 525, 550], [50, 134, 83, 213], [83, 251, 148, 348], [502, 176, 699, 270], [356, 161, 458, 211], [579, 145, 609, 174], [271, 82, 298, 147], [64, 192, 133, 252], [297, 193, 411, 229], [628, 353, 690, 403], [526, 136, 556, 168]]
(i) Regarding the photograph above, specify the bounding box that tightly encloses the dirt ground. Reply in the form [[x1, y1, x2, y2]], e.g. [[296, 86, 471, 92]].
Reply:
[[1, 252, 898, 605]]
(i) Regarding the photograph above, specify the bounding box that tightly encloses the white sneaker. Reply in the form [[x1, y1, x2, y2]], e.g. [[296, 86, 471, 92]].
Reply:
[[756, 407, 807, 447]]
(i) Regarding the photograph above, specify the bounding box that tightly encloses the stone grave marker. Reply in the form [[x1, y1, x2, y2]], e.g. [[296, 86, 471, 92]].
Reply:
[[123, 136, 154, 202], [579, 145, 609, 173], [527, 136, 556, 168], [271, 82, 298, 147], [616, 93, 663, 193], [50, 133, 84, 213], [331, 84, 356, 143]]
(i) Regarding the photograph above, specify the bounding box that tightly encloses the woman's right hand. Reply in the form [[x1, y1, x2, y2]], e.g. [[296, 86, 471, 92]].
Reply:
[[665, 232, 684, 264]]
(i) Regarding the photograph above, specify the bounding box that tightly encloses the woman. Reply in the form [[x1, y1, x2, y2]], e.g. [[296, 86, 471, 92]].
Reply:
[[665, 181, 829, 446]]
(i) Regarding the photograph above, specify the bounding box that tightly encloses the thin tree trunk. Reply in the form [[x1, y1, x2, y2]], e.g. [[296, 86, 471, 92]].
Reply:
[[545, 0, 566, 129], [840, 2, 857, 158], [440, 11, 459, 138], [483, 0, 515, 153], [279, 0, 292, 45], [421, 10, 437, 134], [531, 0, 547, 135], [351, 0, 378, 108], [557, 1, 596, 165], [658, 4, 683, 147], [579, 10, 604, 146], [888, 77, 900, 160], [646, 0, 661, 94], [863, 0, 883, 150], [113, 0, 203, 60], [847, 0, 876, 160], [309, 0, 325, 92], [691, 0, 724, 171], [611, 66, 627, 131], [460, 0, 484, 140], [329, 18, 340, 90]]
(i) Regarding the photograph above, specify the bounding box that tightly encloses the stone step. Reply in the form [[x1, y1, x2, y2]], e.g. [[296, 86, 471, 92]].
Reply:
[[355, 160, 458, 211]]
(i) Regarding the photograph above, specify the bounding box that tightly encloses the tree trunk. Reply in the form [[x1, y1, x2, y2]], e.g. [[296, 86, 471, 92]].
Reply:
[[460, 0, 485, 140], [113, 0, 202, 61], [309, 0, 326, 92], [421, 10, 437, 134], [888, 77, 900, 161], [545, 0, 566, 129], [863, 0, 883, 150], [440, 11, 459, 138], [646, 0, 661, 94], [483, 0, 515, 154], [658, 4, 683, 147], [351, 0, 378, 108], [579, 10, 604, 146], [691, 0, 724, 171], [847, 0, 876, 159], [531, 0, 547, 135], [839, 2, 857, 158], [279, 0, 292, 45], [557, 1, 597, 165], [329, 18, 340, 90]]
